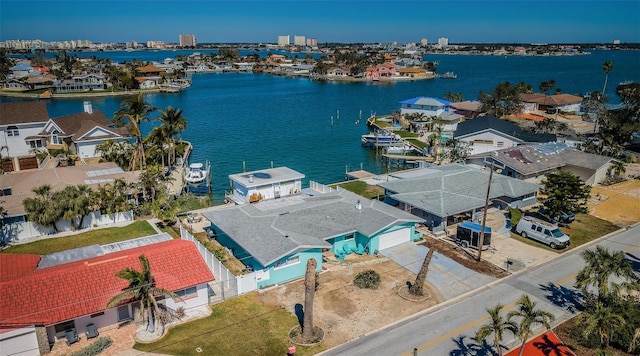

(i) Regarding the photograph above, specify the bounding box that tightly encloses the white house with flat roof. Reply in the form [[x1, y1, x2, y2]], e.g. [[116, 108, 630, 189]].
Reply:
[[225, 166, 304, 204]]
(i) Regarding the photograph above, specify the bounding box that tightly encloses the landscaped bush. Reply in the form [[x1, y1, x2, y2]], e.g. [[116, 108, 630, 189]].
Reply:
[[353, 269, 381, 289], [69, 337, 112, 356]]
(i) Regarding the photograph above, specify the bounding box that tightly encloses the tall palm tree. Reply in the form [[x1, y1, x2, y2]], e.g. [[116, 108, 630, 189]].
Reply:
[[302, 258, 317, 340], [157, 106, 187, 166], [602, 61, 614, 95], [578, 299, 625, 351], [476, 304, 518, 356], [114, 93, 155, 170], [409, 248, 434, 296], [508, 294, 555, 356], [55, 185, 94, 230], [22, 185, 61, 233], [575, 245, 636, 298], [107, 255, 178, 333]]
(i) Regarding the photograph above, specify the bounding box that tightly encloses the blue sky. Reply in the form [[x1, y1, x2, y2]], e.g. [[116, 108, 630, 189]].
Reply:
[[1, 0, 639, 44]]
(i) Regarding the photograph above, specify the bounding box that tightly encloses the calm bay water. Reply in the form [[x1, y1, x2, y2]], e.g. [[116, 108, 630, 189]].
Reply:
[[3, 50, 639, 203]]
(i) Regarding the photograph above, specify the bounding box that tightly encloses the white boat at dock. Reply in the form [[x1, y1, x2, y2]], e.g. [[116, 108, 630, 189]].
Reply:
[[361, 130, 401, 146], [386, 144, 414, 154], [184, 162, 209, 184]]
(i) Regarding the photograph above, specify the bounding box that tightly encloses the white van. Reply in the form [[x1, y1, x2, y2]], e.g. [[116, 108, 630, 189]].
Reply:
[[515, 216, 570, 249]]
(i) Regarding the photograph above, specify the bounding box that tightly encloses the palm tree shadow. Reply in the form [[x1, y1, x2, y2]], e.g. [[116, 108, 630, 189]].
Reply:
[[625, 252, 640, 273], [532, 333, 575, 355], [539, 282, 583, 313], [294, 303, 304, 328], [449, 335, 497, 356]]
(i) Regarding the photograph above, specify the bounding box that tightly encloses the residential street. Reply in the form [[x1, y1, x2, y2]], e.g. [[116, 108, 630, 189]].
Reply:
[[319, 224, 640, 356]]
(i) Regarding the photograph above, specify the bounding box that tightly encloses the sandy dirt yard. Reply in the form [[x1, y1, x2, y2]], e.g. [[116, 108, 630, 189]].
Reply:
[[588, 164, 640, 226], [255, 256, 442, 350]]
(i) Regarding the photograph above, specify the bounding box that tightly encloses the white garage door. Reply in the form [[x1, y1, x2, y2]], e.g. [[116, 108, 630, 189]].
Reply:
[[0, 326, 39, 356], [378, 228, 410, 250]]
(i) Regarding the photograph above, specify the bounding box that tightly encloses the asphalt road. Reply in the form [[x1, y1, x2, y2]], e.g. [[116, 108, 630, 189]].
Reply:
[[320, 224, 640, 356]]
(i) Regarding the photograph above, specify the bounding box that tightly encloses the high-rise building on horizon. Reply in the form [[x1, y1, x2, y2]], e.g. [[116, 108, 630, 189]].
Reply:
[[179, 34, 196, 47], [294, 35, 306, 46], [438, 37, 449, 47], [420, 38, 428, 46], [306, 38, 317, 47], [277, 35, 290, 46]]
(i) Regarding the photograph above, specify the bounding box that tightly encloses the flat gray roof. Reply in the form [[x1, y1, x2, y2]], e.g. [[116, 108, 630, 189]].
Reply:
[[229, 166, 305, 189], [202, 189, 423, 267]]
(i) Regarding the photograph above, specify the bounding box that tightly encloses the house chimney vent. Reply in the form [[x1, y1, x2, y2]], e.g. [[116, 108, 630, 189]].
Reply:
[[248, 175, 253, 183], [83, 101, 93, 114]]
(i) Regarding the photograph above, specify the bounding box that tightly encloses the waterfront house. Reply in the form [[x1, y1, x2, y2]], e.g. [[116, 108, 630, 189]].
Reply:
[[9, 62, 38, 78], [467, 142, 613, 186], [0, 101, 50, 172], [135, 63, 165, 77], [136, 76, 161, 89], [365, 62, 397, 80], [47, 102, 130, 161], [54, 74, 106, 93], [377, 164, 539, 232], [454, 115, 556, 155], [225, 166, 304, 205], [397, 67, 429, 79], [0, 236, 214, 356], [399, 96, 450, 117], [520, 93, 583, 114], [450, 101, 482, 119], [202, 185, 423, 288], [399, 97, 465, 133]]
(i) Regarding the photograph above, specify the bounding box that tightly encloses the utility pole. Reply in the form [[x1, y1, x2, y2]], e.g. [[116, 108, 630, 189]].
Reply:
[[477, 161, 494, 262]]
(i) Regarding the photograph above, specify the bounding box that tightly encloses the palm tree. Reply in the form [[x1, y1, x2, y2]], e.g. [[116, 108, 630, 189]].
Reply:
[[107, 255, 178, 333], [602, 61, 614, 95], [409, 248, 434, 297], [302, 258, 317, 340], [575, 245, 636, 298], [157, 106, 187, 166], [508, 294, 555, 356], [578, 299, 625, 351], [114, 93, 155, 170], [607, 160, 626, 179], [55, 185, 94, 230], [476, 304, 518, 356], [22, 185, 61, 233]]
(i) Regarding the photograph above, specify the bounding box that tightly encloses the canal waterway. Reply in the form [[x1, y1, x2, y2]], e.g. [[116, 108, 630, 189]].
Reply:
[[2, 50, 639, 204]]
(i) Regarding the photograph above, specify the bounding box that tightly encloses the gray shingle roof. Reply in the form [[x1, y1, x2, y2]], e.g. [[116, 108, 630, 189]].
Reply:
[[378, 164, 539, 217], [454, 115, 556, 143], [471, 143, 612, 176], [202, 189, 423, 267]]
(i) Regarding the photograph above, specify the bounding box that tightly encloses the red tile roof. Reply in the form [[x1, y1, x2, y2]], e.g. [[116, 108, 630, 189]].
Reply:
[[0, 254, 40, 282], [0, 239, 214, 326], [505, 330, 576, 356]]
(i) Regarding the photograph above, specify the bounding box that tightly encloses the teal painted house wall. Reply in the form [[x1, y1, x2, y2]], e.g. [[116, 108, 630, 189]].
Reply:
[[258, 249, 323, 288]]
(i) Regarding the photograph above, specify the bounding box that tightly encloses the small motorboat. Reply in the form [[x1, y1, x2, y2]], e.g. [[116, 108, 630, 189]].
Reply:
[[185, 163, 207, 184]]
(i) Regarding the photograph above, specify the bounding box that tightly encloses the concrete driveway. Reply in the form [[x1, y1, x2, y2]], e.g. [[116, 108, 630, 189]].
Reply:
[[380, 242, 496, 300], [479, 211, 558, 272]]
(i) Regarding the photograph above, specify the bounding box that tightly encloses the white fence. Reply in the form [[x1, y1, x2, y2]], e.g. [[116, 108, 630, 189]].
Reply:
[[1, 210, 134, 244], [180, 226, 258, 303]]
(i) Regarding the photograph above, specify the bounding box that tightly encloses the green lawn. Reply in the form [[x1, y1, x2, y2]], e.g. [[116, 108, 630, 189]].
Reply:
[[509, 211, 619, 253], [331, 180, 384, 200], [405, 138, 428, 149], [134, 295, 325, 356], [1, 220, 157, 255], [395, 131, 418, 138]]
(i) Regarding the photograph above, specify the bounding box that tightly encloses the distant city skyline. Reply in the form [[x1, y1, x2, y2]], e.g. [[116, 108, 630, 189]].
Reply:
[[1, 0, 639, 44]]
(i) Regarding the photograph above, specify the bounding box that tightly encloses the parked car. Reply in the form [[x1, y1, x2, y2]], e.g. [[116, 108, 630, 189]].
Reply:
[[538, 208, 575, 224], [515, 216, 570, 249], [523, 210, 557, 225]]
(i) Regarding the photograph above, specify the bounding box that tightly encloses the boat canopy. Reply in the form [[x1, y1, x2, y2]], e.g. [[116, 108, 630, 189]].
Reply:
[[189, 163, 204, 169]]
